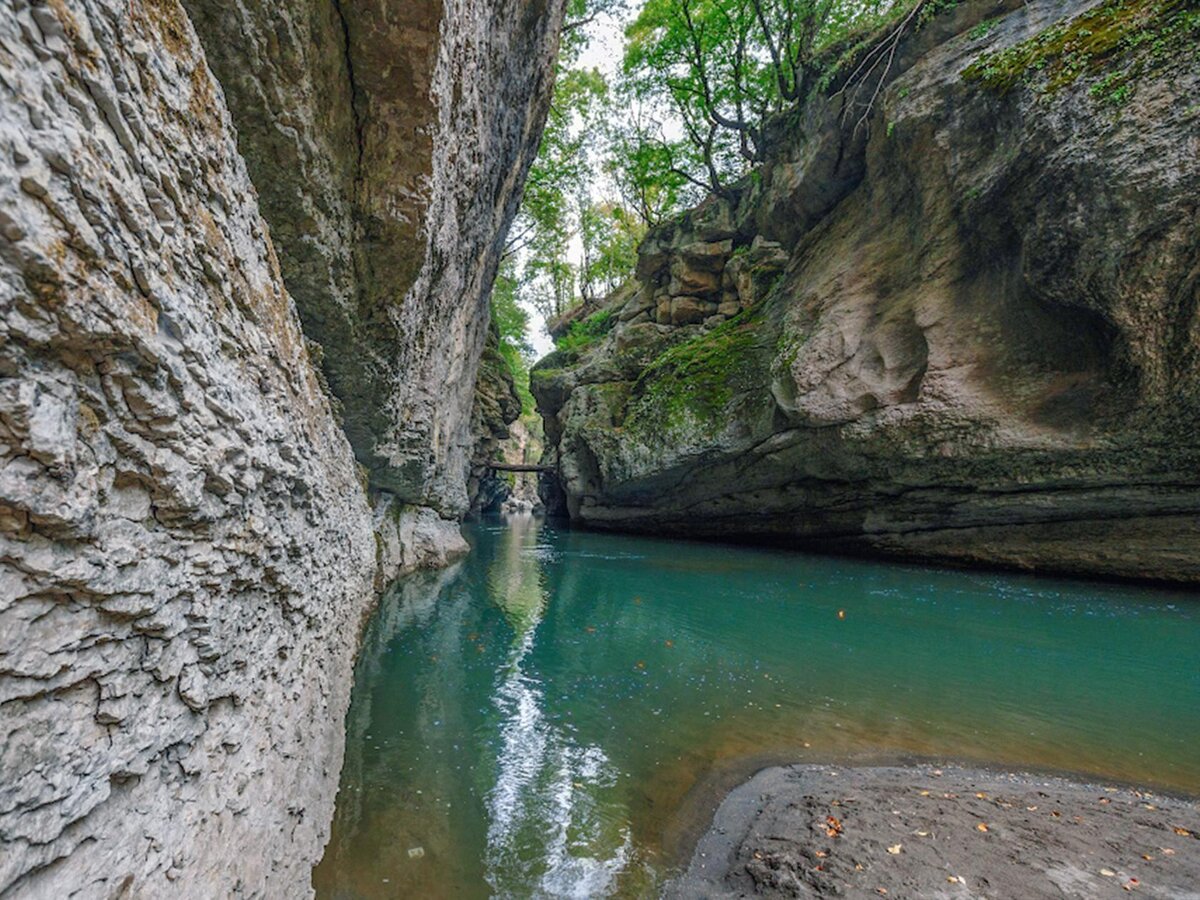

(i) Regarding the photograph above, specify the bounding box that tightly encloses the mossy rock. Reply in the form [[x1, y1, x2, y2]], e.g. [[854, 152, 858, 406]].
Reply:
[[962, 0, 1200, 103]]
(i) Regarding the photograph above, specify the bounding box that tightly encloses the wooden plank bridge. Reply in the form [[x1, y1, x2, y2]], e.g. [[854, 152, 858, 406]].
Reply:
[[473, 460, 555, 474]]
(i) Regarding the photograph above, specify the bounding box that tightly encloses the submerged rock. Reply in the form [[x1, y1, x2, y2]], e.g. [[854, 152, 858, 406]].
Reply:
[[533, 0, 1200, 583]]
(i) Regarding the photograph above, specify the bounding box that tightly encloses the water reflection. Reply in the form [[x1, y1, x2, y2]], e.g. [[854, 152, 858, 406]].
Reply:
[[483, 516, 634, 899], [315, 518, 1200, 899]]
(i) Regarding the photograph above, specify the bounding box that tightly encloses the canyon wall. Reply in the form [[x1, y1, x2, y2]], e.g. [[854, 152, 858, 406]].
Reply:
[[534, 0, 1200, 582], [0, 0, 560, 896]]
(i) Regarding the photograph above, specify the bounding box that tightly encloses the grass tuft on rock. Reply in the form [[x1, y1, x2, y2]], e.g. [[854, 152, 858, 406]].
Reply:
[[962, 0, 1200, 104]]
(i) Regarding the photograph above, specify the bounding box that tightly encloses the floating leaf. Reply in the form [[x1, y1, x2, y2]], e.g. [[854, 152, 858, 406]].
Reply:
[[976, 823, 989, 833], [825, 815, 843, 837], [887, 844, 902, 855], [975, 792, 988, 800], [837, 609, 846, 620], [1100, 868, 1116, 877], [919, 790, 931, 797], [1173, 827, 1191, 837]]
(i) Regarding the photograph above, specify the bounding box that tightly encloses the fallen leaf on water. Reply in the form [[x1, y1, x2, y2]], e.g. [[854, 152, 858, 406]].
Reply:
[[635, 661, 646, 670], [837, 609, 846, 620], [1142, 854, 1153, 860], [1051, 811, 1062, 818], [876, 889, 887, 896], [1173, 827, 1191, 837], [585, 626, 596, 633], [633, 596, 642, 604], [1099, 797, 1111, 805], [947, 876, 959, 884], [976, 823, 989, 833], [887, 844, 902, 855], [814, 850, 827, 859], [855, 863, 864, 871], [1162, 848, 1176, 856], [914, 831, 930, 837], [975, 792, 988, 800], [1143, 803, 1157, 810], [664, 640, 674, 648], [825, 815, 843, 837], [1100, 868, 1116, 877], [753, 851, 763, 860], [1027, 806, 1038, 811], [919, 790, 931, 797], [933, 769, 943, 776]]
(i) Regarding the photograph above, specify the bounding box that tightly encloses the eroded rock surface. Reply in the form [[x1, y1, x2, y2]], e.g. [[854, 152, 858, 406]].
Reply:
[[184, 0, 563, 515], [0, 0, 559, 896], [534, 0, 1200, 582]]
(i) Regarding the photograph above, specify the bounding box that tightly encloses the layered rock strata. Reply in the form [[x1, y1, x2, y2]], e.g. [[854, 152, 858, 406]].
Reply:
[[533, 0, 1200, 582]]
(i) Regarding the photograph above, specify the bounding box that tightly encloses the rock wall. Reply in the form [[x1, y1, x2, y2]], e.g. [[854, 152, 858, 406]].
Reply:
[[183, 0, 563, 516], [534, 0, 1200, 583], [0, 0, 560, 896]]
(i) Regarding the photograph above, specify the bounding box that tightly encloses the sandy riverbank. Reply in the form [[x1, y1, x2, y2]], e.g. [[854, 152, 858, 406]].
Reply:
[[666, 764, 1200, 899]]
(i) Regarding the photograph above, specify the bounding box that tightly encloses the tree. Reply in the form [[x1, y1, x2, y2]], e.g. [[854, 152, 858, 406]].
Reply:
[[621, 0, 900, 195]]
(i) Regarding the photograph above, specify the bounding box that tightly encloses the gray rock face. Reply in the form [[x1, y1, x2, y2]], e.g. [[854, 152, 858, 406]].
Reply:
[[183, 0, 564, 515], [534, 0, 1200, 583], [0, 0, 556, 896]]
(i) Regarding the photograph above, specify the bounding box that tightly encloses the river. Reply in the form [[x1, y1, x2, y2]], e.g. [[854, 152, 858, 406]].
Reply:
[[314, 515, 1200, 898]]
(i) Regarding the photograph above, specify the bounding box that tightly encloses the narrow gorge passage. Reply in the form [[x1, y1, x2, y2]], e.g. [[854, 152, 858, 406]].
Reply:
[[3, 0, 1198, 895], [314, 517, 1200, 897]]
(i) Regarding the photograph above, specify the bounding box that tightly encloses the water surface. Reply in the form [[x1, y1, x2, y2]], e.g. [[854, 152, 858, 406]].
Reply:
[[314, 516, 1200, 898]]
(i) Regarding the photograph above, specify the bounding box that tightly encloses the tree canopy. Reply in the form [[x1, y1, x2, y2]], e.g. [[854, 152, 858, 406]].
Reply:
[[494, 0, 920, 363]]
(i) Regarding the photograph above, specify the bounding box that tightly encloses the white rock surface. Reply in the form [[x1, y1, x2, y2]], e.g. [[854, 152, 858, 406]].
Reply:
[[0, 1, 463, 895]]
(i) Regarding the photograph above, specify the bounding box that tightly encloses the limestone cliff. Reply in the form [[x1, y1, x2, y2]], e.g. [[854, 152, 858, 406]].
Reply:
[[183, 0, 562, 517], [534, 0, 1200, 583], [0, 0, 560, 896]]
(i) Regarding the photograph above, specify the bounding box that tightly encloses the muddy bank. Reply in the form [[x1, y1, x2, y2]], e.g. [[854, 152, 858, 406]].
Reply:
[[667, 764, 1200, 899]]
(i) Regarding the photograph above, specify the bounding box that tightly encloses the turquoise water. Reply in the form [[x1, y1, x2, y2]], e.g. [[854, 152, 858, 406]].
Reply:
[[314, 516, 1200, 898]]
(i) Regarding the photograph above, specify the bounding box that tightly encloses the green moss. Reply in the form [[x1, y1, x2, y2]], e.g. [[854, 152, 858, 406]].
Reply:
[[968, 17, 1000, 40], [624, 306, 769, 436], [554, 308, 617, 355], [962, 0, 1200, 103]]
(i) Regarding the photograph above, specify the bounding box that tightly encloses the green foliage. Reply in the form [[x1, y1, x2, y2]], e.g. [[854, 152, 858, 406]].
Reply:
[[968, 17, 999, 40], [619, 0, 912, 198], [580, 202, 645, 301], [490, 259, 537, 413], [555, 309, 618, 354], [962, 0, 1199, 105]]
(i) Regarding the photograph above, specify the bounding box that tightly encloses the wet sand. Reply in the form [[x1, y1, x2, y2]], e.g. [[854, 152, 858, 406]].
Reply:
[[666, 764, 1200, 899]]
